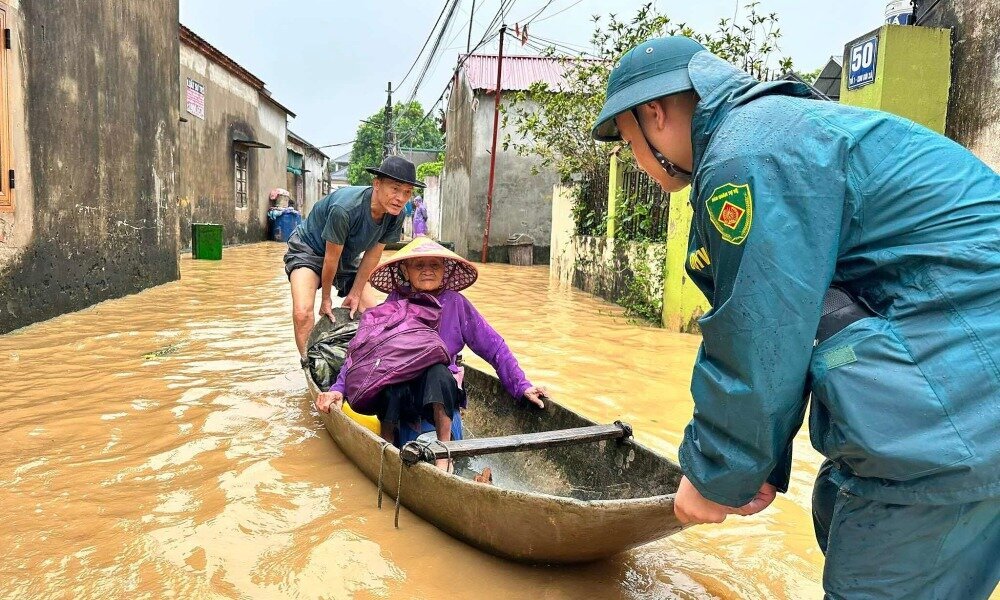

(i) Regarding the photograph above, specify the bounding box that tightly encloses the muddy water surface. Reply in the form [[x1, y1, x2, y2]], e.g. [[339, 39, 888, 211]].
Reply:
[[1, 243, 828, 599]]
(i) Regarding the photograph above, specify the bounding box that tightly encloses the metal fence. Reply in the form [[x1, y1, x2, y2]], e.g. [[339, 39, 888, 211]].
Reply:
[[616, 167, 670, 242], [575, 163, 610, 236]]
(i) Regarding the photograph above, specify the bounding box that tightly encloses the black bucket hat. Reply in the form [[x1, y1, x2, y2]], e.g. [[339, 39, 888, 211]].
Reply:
[[365, 155, 426, 188]]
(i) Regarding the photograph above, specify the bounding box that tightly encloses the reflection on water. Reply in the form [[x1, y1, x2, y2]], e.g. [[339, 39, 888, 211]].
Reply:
[[0, 242, 827, 599]]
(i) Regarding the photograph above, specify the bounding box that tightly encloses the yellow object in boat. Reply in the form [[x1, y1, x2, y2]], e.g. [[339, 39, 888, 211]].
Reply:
[[343, 401, 381, 435]]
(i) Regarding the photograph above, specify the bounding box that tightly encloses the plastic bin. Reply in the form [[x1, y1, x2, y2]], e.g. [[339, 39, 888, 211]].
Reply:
[[506, 233, 534, 266], [191, 223, 223, 260], [269, 209, 302, 242]]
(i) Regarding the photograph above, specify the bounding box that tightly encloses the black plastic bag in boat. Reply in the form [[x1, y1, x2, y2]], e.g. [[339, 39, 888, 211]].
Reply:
[[305, 308, 359, 390]]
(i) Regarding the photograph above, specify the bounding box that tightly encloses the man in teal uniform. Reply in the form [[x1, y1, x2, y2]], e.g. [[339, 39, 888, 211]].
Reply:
[[285, 156, 421, 360], [592, 36, 1000, 598]]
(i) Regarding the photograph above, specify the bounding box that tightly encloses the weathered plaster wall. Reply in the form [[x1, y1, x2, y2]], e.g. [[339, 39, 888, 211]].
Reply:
[[468, 93, 555, 264], [922, 0, 1000, 170], [441, 74, 473, 254], [571, 236, 665, 323], [178, 44, 286, 247], [422, 175, 442, 238], [549, 185, 576, 286], [0, 0, 181, 334], [441, 75, 556, 264], [302, 149, 326, 215]]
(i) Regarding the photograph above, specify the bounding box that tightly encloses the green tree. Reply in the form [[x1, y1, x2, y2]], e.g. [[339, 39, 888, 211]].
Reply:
[[347, 101, 444, 186], [502, 2, 793, 182], [799, 67, 823, 84]]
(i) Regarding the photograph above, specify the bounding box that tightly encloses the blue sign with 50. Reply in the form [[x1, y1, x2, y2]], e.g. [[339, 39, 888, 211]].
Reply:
[[847, 36, 879, 90]]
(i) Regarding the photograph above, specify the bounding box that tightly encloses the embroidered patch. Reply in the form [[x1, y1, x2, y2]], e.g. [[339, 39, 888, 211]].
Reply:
[[706, 183, 753, 245], [688, 246, 711, 271], [823, 346, 857, 370]]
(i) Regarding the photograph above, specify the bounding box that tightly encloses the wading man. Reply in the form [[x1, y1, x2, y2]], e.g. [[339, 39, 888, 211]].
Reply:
[[592, 37, 1000, 598], [285, 156, 422, 362]]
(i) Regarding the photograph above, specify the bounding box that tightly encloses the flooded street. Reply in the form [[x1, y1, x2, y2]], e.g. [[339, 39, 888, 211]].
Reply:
[[0, 242, 827, 599]]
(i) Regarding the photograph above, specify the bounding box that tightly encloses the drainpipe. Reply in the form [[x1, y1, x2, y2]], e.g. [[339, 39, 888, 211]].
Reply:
[[480, 24, 506, 263]]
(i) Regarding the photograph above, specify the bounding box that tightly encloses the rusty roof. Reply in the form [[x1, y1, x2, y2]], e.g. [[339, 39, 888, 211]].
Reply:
[[461, 53, 583, 92]]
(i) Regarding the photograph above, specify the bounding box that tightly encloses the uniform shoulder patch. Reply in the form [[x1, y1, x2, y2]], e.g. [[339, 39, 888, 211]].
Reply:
[[705, 183, 753, 245]]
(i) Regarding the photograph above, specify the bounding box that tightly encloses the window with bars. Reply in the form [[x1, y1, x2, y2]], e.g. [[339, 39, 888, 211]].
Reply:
[[234, 148, 248, 209], [0, 5, 15, 213]]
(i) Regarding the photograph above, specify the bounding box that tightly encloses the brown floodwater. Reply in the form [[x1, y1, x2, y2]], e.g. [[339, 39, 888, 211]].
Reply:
[[0, 242, 831, 599]]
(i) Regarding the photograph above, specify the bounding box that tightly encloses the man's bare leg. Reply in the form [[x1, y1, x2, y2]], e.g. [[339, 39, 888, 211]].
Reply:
[[290, 268, 321, 358]]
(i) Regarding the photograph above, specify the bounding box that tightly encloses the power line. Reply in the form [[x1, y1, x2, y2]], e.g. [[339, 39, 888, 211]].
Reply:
[[395, 28, 502, 147], [512, 0, 554, 26], [407, 0, 464, 103], [398, 0, 454, 89], [530, 0, 582, 24]]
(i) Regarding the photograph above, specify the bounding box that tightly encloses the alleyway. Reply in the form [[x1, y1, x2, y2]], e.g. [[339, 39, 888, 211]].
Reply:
[[0, 243, 826, 599]]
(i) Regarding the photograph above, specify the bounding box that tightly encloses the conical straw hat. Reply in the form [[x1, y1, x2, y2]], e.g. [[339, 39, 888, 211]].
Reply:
[[369, 236, 479, 294]]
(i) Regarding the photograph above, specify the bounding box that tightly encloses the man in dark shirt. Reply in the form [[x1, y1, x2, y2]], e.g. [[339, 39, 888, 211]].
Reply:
[[284, 156, 423, 359]]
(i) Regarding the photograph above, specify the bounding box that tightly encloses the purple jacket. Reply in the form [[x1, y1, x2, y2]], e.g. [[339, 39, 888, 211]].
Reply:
[[330, 289, 532, 403]]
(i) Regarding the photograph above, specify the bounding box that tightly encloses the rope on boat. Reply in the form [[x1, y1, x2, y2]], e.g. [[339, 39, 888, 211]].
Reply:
[[376, 441, 390, 509], [392, 438, 454, 529], [395, 458, 403, 528]]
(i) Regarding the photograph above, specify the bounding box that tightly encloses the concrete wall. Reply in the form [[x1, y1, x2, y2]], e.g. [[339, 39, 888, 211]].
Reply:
[[178, 44, 287, 247], [441, 74, 557, 264], [0, 0, 181, 334], [440, 74, 473, 252], [839, 25, 951, 134], [922, 1, 1000, 170], [550, 183, 708, 332], [302, 148, 327, 215], [422, 175, 442, 238]]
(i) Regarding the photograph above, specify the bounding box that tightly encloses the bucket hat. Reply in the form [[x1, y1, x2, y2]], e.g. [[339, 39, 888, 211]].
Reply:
[[369, 237, 478, 294], [365, 155, 426, 188], [592, 36, 706, 142]]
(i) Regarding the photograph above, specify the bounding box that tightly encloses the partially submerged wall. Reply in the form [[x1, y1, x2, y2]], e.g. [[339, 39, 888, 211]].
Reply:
[[550, 184, 708, 332], [0, 0, 181, 334], [441, 77, 555, 264]]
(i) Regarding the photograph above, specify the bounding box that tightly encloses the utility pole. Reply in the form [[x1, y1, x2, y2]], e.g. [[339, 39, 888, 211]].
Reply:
[[383, 81, 393, 159], [480, 24, 506, 263], [466, 0, 476, 53]]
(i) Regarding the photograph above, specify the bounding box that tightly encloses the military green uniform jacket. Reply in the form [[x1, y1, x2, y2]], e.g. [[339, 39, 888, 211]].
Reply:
[[678, 52, 1000, 507]]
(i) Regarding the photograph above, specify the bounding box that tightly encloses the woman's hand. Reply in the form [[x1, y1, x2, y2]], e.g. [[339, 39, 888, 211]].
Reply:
[[315, 390, 344, 414], [523, 386, 547, 408]]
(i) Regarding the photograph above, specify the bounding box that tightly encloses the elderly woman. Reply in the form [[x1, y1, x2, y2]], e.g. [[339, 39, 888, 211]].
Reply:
[[315, 238, 546, 470]]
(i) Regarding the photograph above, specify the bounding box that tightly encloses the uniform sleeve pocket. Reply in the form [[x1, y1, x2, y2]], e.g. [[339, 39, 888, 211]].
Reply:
[[808, 317, 973, 482]]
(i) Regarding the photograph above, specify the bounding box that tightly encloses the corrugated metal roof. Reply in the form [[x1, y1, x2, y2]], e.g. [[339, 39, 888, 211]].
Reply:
[[462, 53, 579, 92]]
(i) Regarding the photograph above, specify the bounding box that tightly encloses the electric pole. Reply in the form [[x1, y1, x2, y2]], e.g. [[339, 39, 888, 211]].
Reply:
[[383, 81, 393, 159]]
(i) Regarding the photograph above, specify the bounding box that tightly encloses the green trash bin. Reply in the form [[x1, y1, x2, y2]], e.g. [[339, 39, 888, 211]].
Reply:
[[191, 223, 223, 260]]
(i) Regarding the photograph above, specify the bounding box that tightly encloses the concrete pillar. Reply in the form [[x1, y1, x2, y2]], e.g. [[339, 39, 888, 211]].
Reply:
[[661, 186, 709, 332], [606, 154, 624, 239], [549, 184, 577, 285], [840, 25, 951, 134]]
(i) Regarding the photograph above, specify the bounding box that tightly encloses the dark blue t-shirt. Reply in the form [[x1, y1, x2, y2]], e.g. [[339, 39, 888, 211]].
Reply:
[[295, 186, 403, 273]]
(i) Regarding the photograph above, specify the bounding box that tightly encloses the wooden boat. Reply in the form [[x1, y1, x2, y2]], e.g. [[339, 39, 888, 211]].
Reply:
[[305, 320, 685, 564]]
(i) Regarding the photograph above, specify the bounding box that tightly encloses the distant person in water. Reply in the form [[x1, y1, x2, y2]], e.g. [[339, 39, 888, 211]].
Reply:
[[284, 156, 421, 362], [412, 195, 428, 237], [315, 238, 547, 470]]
